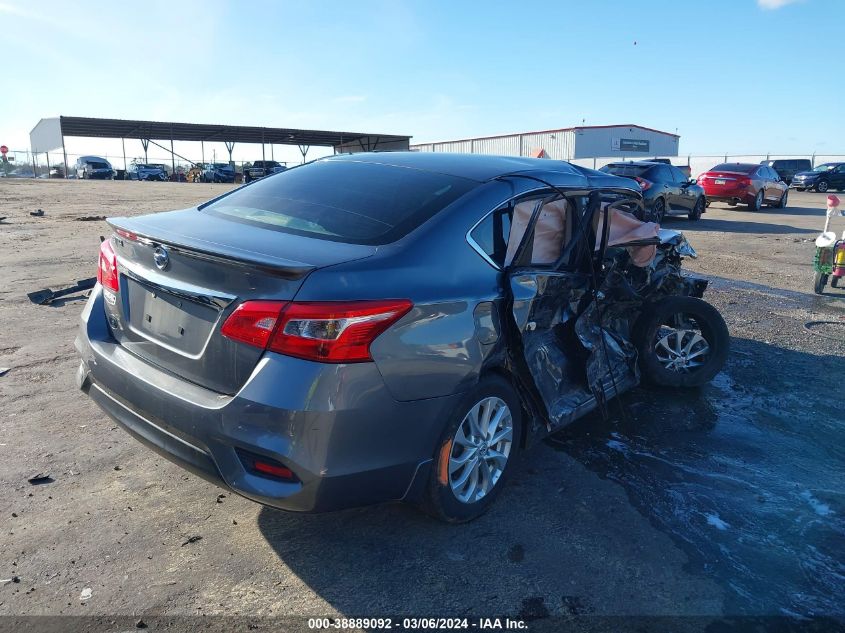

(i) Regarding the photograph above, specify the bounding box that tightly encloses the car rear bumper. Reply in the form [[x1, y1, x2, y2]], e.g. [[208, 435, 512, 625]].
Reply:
[[75, 286, 455, 512], [702, 190, 752, 204]]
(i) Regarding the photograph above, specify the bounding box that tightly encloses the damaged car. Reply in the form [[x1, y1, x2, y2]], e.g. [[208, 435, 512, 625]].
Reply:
[[76, 152, 729, 522]]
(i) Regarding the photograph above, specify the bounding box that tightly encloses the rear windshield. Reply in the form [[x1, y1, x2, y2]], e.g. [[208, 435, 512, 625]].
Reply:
[[711, 163, 756, 173], [202, 159, 478, 245], [600, 164, 651, 177]]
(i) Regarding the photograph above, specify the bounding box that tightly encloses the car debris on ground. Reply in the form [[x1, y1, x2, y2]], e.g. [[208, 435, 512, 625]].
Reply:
[[27, 474, 53, 485], [27, 278, 96, 306]]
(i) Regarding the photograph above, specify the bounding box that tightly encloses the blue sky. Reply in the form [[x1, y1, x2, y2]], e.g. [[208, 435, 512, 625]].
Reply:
[[1, 0, 842, 165]]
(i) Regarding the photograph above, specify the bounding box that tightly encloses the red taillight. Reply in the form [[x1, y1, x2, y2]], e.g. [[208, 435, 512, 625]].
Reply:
[[634, 176, 653, 191], [97, 238, 119, 292], [736, 177, 750, 188], [221, 299, 413, 363], [220, 300, 287, 348]]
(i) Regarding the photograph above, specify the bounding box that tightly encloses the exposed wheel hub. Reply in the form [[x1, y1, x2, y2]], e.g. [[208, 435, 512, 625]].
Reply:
[[654, 318, 711, 373]]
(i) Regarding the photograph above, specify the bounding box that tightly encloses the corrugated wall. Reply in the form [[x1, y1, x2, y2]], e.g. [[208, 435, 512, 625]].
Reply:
[[518, 131, 576, 159], [472, 136, 520, 156], [411, 130, 576, 159]]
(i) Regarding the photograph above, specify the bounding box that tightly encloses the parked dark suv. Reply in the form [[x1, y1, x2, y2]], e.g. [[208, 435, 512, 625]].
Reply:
[[791, 163, 845, 193], [760, 159, 812, 185], [600, 161, 706, 222], [245, 160, 286, 183], [76, 153, 728, 521], [74, 156, 114, 180]]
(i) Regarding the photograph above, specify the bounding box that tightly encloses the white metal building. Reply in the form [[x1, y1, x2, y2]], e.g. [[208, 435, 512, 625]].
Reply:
[[411, 124, 679, 161]]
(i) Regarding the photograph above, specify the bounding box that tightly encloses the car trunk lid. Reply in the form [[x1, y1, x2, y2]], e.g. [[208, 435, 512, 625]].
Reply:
[[104, 207, 376, 394]]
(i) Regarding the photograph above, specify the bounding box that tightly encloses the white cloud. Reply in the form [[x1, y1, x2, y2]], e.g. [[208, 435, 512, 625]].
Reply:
[[0, 2, 30, 16], [757, 0, 803, 9]]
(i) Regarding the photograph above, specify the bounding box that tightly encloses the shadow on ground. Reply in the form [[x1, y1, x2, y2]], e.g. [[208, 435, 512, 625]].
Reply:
[[679, 217, 818, 235], [256, 337, 843, 618]]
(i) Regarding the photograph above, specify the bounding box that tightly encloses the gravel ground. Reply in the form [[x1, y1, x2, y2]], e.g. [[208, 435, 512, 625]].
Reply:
[[0, 180, 842, 624]]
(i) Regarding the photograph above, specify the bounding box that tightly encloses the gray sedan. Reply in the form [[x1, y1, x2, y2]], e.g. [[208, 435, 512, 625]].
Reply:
[[76, 152, 728, 521]]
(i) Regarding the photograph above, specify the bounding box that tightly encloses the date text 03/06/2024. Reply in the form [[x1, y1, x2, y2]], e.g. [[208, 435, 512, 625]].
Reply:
[[307, 618, 528, 630]]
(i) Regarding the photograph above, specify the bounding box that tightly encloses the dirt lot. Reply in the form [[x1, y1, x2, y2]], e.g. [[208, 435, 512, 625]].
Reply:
[[0, 180, 843, 625]]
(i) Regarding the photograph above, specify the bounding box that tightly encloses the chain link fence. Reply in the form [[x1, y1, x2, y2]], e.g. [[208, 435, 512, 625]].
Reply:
[[0, 149, 293, 181], [2, 149, 844, 182]]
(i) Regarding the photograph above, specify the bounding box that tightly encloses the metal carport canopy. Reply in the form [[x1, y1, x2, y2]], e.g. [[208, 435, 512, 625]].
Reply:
[[53, 115, 410, 148]]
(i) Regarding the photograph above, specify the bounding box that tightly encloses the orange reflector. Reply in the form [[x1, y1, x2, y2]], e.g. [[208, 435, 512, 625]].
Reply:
[[437, 439, 453, 486]]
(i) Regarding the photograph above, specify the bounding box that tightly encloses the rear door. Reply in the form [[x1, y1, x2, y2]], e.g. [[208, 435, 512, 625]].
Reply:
[[669, 165, 695, 210], [763, 166, 781, 202], [507, 192, 637, 429], [832, 164, 845, 189]]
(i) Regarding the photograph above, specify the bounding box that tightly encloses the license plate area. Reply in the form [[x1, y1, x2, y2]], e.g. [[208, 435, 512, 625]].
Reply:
[[125, 278, 219, 357], [715, 179, 726, 185]]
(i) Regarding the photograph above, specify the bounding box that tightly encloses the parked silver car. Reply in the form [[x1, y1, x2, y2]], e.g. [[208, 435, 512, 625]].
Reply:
[[76, 153, 728, 521]]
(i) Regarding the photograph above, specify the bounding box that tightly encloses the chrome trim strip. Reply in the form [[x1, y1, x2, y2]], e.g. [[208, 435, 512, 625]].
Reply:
[[119, 261, 236, 311], [463, 184, 640, 270], [464, 186, 547, 271]]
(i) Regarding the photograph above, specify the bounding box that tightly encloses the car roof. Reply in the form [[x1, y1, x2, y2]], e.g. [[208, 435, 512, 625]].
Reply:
[[605, 161, 665, 167], [322, 151, 637, 190]]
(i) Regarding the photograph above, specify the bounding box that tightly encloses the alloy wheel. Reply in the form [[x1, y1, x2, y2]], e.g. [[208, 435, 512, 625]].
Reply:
[[817, 181, 829, 193], [654, 313, 712, 373], [449, 396, 514, 504]]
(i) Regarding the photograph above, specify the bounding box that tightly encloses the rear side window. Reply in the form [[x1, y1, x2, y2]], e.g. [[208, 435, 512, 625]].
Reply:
[[668, 166, 687, 181], [203, 159, 478, 245], [648, 165, 672, 181]]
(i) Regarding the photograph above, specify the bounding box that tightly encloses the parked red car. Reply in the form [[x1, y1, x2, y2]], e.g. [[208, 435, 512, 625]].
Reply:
[[698, 163, 789, 210]]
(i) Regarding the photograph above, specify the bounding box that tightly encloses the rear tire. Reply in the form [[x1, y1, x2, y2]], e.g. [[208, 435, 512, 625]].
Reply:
[[748, 190, 763, 211], [688, 197, 704, 221], [424, 374, 522, 523], [652, 197, 666, 223], [831, 276, 840, 289], [814, 272, 828, 294], [634, 296, 730, 388]]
